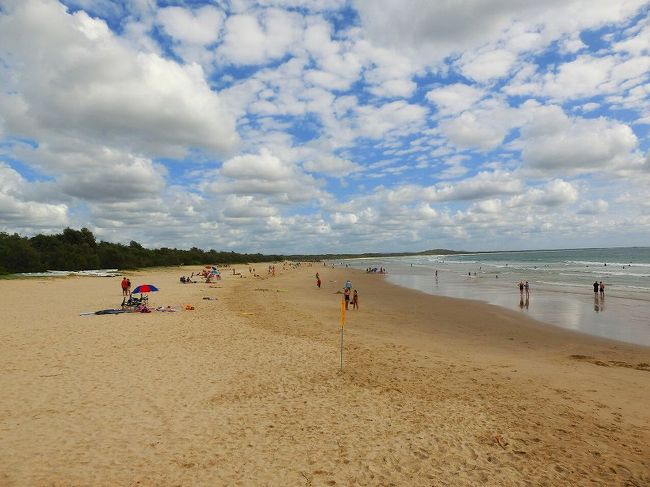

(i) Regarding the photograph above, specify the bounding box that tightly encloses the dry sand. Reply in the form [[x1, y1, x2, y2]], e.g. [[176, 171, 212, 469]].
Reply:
[[0, 264, 648, 486]]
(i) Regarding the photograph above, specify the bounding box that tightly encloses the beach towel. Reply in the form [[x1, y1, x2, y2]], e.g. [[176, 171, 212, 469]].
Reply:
[[80, 309, 128, 316]]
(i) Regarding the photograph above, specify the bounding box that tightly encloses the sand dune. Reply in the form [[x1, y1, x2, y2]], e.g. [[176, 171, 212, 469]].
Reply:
[[1, 265, 648, 486]]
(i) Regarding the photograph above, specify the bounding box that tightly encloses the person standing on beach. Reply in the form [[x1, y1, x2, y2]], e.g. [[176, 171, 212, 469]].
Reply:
[[518, 281, 524, 296], [345, 279, 352, 290], [344, 287, 351, 310], [121, 277, 128, 296], [127, 279, 131, 295], [316, 272, 321, 288], [524, 281, 530, 299], [593, 281, 599, 294], [599, 281, 605, 298], [352, 289, 359, 310]]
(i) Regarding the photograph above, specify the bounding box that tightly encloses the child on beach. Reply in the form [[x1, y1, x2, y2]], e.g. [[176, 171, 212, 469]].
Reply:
[[352, 289, 359, 310]]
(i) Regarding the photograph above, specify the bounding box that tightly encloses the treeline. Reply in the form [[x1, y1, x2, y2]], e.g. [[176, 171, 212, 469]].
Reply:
[[0, 227, 465, 275], [0, 228, 283, 274]]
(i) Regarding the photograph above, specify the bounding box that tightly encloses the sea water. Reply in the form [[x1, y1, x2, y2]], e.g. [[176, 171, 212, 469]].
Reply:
[[339, 247, 650, 346]]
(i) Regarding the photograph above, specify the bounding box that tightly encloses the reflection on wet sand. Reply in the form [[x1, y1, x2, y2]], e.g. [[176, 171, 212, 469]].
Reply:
[[388, 270, 650, 346]]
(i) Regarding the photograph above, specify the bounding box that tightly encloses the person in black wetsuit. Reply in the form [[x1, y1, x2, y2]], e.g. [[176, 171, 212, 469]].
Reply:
[[593, 281, 599, 294]]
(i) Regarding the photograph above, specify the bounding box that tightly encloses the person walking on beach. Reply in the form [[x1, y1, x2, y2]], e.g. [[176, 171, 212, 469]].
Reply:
[[344, 287, 351, 310], [518, 281, 524, 296], [352, 289, 359, 310], [316, 272, 321, 288], [121, 277, 129, 296]]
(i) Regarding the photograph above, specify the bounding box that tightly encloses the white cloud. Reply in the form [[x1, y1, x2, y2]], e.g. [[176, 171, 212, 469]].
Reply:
[[221, 148, 294, 181], [514, 179, 579, 207], [439, 102, 518, 151], [303, 21, 363, 91], [426, 83, 485, 115], [355, 0, 647, 65], [560, 34, 587, 54], [353, 39, 422, 98], [0, 162, 69, 228], [210, 148, 325, 207], [514, 54, 650, 101], [332, 212, 358, 227], [58, 155, 166, 203], [1, 0, 649, 252], [157, 5, 224, 45], [11, 143, 167, 203], [578, 199, 609, 214], [521, 112, 638, 175], [458, 48, 518, 82], [613, 18, 650, 55], [355, 101, 427, 139], [303, 155, 362, 176], [222, 195, 278, 219], [217, 9, 304, 65], [472, 198, 502, 214], [0, 0, 239, 158], [430, 171, 523, 202]]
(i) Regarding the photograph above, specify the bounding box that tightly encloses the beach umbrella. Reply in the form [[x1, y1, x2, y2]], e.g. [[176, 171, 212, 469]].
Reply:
[[132, 284, 159, 294]]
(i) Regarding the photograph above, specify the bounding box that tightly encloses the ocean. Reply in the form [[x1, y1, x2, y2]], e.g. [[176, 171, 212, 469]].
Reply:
[[338, 247, 650, 346]]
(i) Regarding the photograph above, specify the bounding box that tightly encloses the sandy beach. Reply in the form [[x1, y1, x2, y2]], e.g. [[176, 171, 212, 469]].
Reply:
[[1, 264, 648, 486]]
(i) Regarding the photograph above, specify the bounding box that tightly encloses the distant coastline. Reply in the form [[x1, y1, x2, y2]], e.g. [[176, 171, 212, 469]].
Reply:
[[3, 227, 648, 277]]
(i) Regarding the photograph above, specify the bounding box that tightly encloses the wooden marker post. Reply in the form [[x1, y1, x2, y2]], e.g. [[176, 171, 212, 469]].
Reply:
[[340, 297, 345, 370]]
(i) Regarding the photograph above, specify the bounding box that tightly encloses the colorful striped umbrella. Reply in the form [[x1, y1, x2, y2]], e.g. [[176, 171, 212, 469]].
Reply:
[[132, 284, 159, 294]]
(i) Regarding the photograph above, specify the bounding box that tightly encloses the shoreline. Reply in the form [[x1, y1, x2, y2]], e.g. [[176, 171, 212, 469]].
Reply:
[[336, 258, 650, 346], [1, 265, 648, 485]]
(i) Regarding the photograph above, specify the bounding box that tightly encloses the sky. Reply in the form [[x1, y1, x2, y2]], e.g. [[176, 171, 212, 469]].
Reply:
[[0, 0, 649, 254]]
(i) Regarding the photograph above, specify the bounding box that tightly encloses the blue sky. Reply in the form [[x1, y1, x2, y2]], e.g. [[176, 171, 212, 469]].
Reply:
[[0, 0, 649, 253]]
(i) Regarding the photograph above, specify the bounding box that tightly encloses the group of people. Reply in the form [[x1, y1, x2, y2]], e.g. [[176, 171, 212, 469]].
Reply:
[[343, 279, 359, 310], [120, 277, 131, 296], [593, 280, 605, 298], [517, 280, 530, 298], [593, 281, 606, 312], [315, 273, 359, 310], [366, 267, 386, 273], [517, 280, 530, 310]]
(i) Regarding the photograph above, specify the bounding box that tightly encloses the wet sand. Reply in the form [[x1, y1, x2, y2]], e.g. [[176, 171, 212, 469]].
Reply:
[[0, 265, 648, 485], [385, 267, 650, 346]]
